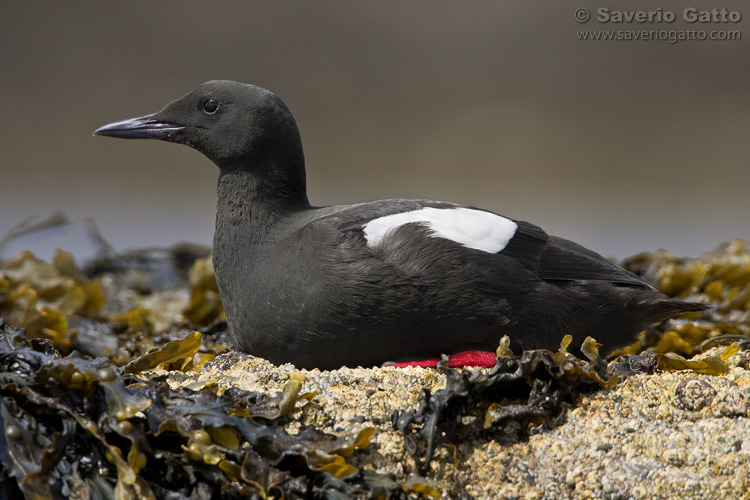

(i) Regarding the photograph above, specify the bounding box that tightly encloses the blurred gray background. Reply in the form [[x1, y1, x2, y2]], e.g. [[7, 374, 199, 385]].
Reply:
[[2, 1, 748, 262]]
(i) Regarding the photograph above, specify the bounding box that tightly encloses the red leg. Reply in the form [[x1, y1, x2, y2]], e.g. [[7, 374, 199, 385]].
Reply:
[[392, 350, 497, 368]]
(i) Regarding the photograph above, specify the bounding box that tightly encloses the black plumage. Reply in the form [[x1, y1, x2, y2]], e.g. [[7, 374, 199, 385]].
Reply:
[[94, 80, 705, 369]]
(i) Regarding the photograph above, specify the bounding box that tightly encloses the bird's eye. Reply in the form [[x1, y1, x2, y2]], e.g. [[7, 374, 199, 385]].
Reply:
[[203, 99, 219, 114]]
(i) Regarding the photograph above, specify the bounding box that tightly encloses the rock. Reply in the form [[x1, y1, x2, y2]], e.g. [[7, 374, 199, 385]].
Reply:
[[162, 351, 750, 499]]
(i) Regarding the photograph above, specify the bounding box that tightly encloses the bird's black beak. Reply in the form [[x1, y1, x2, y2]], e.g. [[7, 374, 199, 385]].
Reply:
[[93, 113, 184, 140]]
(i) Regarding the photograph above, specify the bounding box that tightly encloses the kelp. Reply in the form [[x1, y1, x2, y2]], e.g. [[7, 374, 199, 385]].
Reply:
[[394, 336, 616, 473], [0, 322, 408, 499], [0, 247, 230, 366], [0, 249, 106, 354], [655, 342, 739, 375], [184, 257, 225, 326], [607, 343, 740, 379], [617, 239, 750, 357], [122, 331, 203, 374]]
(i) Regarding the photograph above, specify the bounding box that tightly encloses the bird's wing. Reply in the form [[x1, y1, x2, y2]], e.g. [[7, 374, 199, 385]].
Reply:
[[305, 200, 649, 288], [312, 199, 548, 272]]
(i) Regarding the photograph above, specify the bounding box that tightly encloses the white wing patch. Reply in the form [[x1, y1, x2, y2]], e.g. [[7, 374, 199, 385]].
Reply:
[[362, 207, 517, 253]]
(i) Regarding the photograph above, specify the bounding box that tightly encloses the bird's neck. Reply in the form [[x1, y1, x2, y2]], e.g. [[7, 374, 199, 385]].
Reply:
[[214, 159, 310, 245]]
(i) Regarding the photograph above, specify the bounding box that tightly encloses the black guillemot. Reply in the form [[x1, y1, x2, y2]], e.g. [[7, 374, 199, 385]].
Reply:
[[94, 80, 706, 370]]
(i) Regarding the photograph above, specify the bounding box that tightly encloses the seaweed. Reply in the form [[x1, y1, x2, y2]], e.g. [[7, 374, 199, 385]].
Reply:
[[0, 247, 230, 366], [618, 240, 750, 356], [394, 336, 616, 473], [0, 322, 405, 499]]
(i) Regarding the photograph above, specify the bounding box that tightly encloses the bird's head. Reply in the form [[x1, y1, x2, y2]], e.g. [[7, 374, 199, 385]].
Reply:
[[94, 80, 304, 171]]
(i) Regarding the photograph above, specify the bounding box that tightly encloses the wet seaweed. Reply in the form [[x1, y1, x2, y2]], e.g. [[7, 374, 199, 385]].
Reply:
[[0, 322, 411, 499], [0, 248, 231, 366], [618, 240, 750, 356], [394, 336, 615, 473]]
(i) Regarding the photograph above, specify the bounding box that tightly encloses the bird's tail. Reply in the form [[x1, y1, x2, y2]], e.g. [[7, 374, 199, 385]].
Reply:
[[653, 297, 708, 321]]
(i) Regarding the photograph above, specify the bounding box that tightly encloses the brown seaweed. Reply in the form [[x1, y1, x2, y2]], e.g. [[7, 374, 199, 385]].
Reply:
[[0, 322, 405, 499], [394, 336, 615, 473]]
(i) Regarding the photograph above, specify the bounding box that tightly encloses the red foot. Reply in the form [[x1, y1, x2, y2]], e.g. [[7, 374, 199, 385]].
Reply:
[[392, 350, 497, 368]]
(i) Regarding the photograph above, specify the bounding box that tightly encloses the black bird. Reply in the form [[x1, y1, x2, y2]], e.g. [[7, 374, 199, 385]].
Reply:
[[94, 80, 705, 370]]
